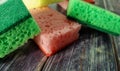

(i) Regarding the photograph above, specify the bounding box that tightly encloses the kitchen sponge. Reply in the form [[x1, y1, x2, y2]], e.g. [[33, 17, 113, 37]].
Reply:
[[0, 0, 30, 34], [23, 0, 63, 9], [0, 17, 40, 58], [67, 0, 120, 35], [29, 7, 81, 56]]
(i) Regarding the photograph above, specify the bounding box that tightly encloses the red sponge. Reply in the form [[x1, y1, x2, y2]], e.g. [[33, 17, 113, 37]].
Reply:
[[30, 7, 81, 56]]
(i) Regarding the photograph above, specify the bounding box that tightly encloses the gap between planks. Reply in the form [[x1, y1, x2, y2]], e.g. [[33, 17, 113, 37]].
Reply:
[[110, 36, 120, 71], [35, 56, 48, 71]]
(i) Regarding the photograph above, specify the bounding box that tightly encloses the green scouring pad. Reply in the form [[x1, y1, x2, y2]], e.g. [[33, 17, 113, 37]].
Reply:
[[0, 17, 40, 58], [67, 0, 120, 35], [0, 0, 40, 58], [0, 0, 29, 34]]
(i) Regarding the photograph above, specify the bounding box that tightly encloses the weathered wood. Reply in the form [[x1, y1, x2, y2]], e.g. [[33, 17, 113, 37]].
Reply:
[[112, 36, 120, 71], [109, 0, 120, 67], [42, 28, 117, 71], [0, 0, 119, 71], [96, 0, 120, 70], [0, 40, 46, 71]]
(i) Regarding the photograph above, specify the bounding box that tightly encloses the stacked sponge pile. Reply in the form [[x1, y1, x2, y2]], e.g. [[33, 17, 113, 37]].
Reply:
[[1, 0, 120, 58]]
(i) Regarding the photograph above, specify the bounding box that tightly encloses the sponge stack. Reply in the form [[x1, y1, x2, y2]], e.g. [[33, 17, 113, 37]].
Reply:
[[67, 0, 120, 35], [0, 0, 40, 58]]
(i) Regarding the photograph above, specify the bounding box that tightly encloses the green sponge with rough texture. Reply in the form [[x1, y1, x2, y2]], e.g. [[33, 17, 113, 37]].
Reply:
[[67, 0, 120, 35], [0, 17, 40, 58], [0, 0, 30, 34]]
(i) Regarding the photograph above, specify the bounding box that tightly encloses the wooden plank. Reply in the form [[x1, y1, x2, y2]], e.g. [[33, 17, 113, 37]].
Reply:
[[0, 1, 119, 71], [96, 0, 120, 70], [110, 0, 120, 15], [0, 40, 47, 71], [94, 0, 105, 8], [111, 0, 120, 68], [42, 27, 117, 71], [113, 36, 120, 70]]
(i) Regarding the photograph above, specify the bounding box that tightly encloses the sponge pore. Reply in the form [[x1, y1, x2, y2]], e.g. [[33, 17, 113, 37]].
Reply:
[[67, 0, 120, 35], [0, 17, 40, 58], [0, 0, 30, 34]]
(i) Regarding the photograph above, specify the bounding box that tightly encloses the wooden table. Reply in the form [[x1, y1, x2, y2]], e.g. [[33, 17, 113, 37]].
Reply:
[[0, 0, 120, 71]]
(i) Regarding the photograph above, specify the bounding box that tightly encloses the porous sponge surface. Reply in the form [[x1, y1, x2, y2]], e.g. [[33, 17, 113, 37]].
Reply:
[[67, 0, 120, 35], [0, 0, 30, 34], [0, 17, 40, 58]]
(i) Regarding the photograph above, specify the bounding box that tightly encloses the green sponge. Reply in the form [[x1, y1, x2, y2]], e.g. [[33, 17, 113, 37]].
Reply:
[[0, 0, 30, 34], [0, 17, 40, 58], [67, 0, 120, 35]]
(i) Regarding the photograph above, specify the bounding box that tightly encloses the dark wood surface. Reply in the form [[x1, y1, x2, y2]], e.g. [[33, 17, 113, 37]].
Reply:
[[0, 0, 120, 71]]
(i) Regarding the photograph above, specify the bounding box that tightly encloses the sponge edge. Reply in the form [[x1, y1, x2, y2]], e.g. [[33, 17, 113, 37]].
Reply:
[[0, 17, 40, 58], [67, 0, 120, 35], [0, 0, 30, 34], [57, 0, 69, 14], [22, 0, 41, 9], [23, 0, 63, 9]]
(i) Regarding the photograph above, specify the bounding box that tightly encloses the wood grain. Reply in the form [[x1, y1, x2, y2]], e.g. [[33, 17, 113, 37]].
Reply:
[[0, 0, 119, 71], [113, 36, 120, 71], [42, 28, 117, 71], [96, 0, 120, 70], [0, 40, 46, 71]]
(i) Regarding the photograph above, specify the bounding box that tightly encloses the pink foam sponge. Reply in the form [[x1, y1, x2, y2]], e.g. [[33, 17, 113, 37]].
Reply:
[[30, 7, 81, 56]]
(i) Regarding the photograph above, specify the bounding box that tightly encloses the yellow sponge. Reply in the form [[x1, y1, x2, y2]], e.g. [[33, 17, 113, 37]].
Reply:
[[23, 0, 63, 9]]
